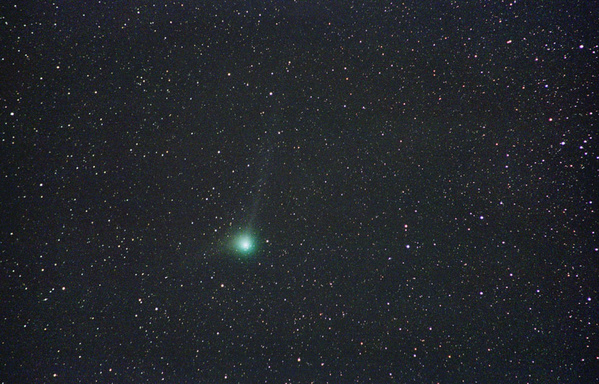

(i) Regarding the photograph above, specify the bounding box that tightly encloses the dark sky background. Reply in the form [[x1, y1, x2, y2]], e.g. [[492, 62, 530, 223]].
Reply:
[[2, 1, 598, 383]]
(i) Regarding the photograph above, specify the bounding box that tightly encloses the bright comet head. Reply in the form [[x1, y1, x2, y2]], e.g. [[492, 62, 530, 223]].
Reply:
[[240, 237, 251, 251], [234, 234, 255, 256]]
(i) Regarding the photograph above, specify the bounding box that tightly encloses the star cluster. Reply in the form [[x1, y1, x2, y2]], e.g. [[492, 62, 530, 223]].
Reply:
[[2, 1, 598, 382]]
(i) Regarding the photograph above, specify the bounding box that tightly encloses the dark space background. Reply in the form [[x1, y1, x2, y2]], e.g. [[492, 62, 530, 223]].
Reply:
[[1, 1, 598, 382]]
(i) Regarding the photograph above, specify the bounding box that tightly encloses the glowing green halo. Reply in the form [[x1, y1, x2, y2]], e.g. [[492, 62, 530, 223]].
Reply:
[[237, 235, 253, 253], [230, 232, 258, 259]]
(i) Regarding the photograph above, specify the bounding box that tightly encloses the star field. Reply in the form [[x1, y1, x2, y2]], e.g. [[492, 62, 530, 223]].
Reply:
[[1, 1, 598, 383]]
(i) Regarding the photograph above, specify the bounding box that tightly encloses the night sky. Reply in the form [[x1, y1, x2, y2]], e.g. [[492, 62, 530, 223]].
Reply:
[[2, 1, 598, 383]]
